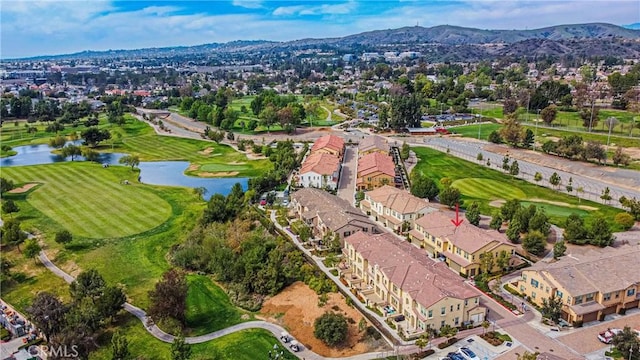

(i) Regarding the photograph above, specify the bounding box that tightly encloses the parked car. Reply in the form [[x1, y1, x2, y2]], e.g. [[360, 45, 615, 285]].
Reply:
[[289, 340, 300, 352], [598, 328, 622, 344], [280, 331, 290, 343], [447, 352, 465, 360], [458, 347, 478, 360]]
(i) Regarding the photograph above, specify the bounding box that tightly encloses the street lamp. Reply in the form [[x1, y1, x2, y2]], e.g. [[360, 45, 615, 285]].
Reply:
[[534, 109, 540, 151], [606, 117, 616, 147]]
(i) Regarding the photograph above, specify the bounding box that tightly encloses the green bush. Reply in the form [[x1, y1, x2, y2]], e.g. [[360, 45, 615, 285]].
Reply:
[[437, 337, 459, 349], [0, 328, 11, 341]]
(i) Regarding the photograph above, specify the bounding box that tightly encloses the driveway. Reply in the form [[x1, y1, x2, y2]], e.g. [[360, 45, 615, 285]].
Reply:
[[337, 145, 358, 205]]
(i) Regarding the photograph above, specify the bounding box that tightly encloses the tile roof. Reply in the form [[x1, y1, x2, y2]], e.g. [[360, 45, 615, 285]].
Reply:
[[366, 185, 434, 215], [358, 135, 390, 154], [345, 232, 481, 309], [299, 152, 340, 176], [529, 245, 640, 296], [291, 188, 378, 233], [414, 211, 512, 254], [311, 135, 345, 154], [357, 152, 395, 177]]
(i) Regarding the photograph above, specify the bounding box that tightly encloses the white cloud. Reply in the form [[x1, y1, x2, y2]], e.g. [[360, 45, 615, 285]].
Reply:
[[273, 1, 356, 16], [232, 0, 263, 9]]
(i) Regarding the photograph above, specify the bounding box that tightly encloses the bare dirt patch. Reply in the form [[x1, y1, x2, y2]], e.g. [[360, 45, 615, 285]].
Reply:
[[198, 147, 214, 155], [528, 198, 598, 211], [197, 171, 240, 177], [8, 183, 38, 194], [489, 199, 506, 208], [187, 164, 200, 171], [260, 282, 388, 357]]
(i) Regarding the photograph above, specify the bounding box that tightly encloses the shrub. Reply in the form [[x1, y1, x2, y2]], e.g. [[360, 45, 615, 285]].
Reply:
[[365, 326, 382, 340], [614, 212, 635, 230], [54, 230, 73, 244], [437, 337, 458, 349], [314, 312, 348, 346]]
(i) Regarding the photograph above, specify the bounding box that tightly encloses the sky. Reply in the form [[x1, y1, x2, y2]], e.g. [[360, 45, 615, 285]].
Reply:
[[1, 0, 639, 59]]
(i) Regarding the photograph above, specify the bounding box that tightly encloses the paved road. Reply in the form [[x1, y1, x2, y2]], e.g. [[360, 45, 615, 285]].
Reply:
[[337, 145, 358, 205], [394, 136, 640, 208]]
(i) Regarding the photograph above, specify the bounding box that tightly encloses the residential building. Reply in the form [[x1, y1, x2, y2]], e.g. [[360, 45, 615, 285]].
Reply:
[[358, 135, 390, 157], [516, 245, 640, 325], [359, 185, 435, 233], [297, 152, 341, 190], [409, 211, 516, 277], [356, 152, 396, 191], [290, 188, 380, 241], [342, 232, 486, 336], [310, 134, 345, 159]]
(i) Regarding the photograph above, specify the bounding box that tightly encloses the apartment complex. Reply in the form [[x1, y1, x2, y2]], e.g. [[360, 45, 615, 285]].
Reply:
[[290, 188, 380, 241], [342, 232, 486, 336], [359, 185, 435, 233], [409, 211, 516, 277], [517, 245, 640, 324], [297, 152, 341, 190], [358, 135, 390, 157], [356, 152, 396, 191]]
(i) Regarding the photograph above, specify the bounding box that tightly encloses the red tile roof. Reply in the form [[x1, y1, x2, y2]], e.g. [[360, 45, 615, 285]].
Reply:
[[357, 152, 395, 177], [299, 152, 340, 176], [311, 135, 345, 155]]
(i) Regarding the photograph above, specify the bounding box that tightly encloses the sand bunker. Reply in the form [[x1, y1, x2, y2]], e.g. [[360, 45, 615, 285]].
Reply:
[[198, 147, 214, 155], [198, 171, 240, 177], [8, 183, 38, 194]]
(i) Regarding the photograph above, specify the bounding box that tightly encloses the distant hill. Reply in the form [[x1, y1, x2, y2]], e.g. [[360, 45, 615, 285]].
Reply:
[[8, 23, 640, 61]]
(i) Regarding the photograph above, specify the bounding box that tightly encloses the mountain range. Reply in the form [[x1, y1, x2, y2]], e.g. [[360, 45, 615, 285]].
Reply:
[[11, 23, 640, 61]]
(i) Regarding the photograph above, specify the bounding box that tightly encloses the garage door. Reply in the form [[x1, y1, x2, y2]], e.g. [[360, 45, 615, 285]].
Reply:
[[582, 311, 598, 323], [471, 314, 484, 324], [624, 300, 639, 309]]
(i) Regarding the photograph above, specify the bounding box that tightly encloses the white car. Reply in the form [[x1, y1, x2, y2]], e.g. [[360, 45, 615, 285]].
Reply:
[[598, 328, 622, 344]]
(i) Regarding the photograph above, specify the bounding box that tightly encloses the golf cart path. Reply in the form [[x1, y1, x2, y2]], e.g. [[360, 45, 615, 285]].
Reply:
[[37, 250, 387, 360]]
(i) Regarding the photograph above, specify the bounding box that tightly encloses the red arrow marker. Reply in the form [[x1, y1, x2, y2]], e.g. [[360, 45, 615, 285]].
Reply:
[[451, 203, 464, 227]]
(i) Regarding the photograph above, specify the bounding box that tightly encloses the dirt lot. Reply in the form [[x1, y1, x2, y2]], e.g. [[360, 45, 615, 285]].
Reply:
[[260, 281, 388, 357]]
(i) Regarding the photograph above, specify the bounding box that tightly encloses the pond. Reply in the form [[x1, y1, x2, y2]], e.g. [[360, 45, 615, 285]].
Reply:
[[1, 143, 248, 199]]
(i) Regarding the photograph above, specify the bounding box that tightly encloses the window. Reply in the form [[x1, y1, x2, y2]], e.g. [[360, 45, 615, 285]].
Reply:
[[441, 307, 446, 315], [393, 285, 398, 293], [585, 293, 595, 302], [520, 285, 525, 292], [546, 287, 550, 293], [441, 320, 446, 327], [420, 307, 427, 316], [406, 298, 409, 305], [522, 274, 527, 281], [464, 299, 468, 306], [475, 298, 479, 304], [457, 304, 460, 311], [454, 317, 459, 325], [603, 293, 611, 301], [615, 292, 620, 298], [530, 279, 539, 288], [428, 310, 433, 318], [556, 290, 563, 298], [450, 305, 453, 312], [574, 296, 583, 304], [532, 292, 536, 299], [627, 288, 636, 296]]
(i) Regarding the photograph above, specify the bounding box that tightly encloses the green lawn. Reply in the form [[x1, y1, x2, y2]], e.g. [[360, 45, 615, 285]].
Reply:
[[91, 314, 297, 360], [449, 123, 503, 141], [2, 162, 172, 239], [412, 146, 623, 227], [185, 275, 249, 336]]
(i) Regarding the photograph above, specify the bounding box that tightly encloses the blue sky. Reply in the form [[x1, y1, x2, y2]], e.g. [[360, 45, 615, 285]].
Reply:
[[1, 0, 639, 58]]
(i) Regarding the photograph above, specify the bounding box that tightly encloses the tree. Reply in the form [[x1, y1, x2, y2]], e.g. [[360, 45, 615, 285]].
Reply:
[[1, 218, 27, 252], [27, 292, 67, 341], [400, 141, 410, 160], [506, 219, 522, 243], [479, 252, 495, 274], [523, 230, 546, 256], [23, 238, 41, 262], [489, 211, 503, 231], [529, 209, 550, 236], [49, 135, 67, 149], [258, 105, 278, 132], [580, 105, 599, 129], [82, 128, 111, 147], [502, 156, 511, 172], [496, 250, 510, 271], [148, 269, 188, 324], [565, 177, 573, 194], [439, 324, 458, 339], [111, 330, 130, 360], [600, 187, 612, 204], [70, 269, 106, 303], [410, 176, 439, 200], [118, 155, 140, 170], [415, 332, 431, 351], [583, 141, 606, 164], [488, 130, 502, 144], [522, 129, 534, 149], [517, 352, 539, 360], [540, 105, 558, 125], [439, 187, 462, 209], [541, 296, 563, 323], [613, 147, 631, 166], [509, 160, 520, 177], [549, 172, 561, 189], [612, 326, 640, 360], [314, 312, 348, 346], [564, 213, 587, 244], [2, 199, 20, 217], [171, 335, 192, 360], [534, 172, 543, 182], [82, 147, 100, 162], [553, 241, 567, 259], [55, 230, 73, 244], [96, 286, 127, 320], [476, 153, 483, 162], [481, 320, 490, 335], [60, 144, 82, 161], [171, 335, 191, 360], [500, 199, 521, 221], [619, 196, 640, 221], [0, 177, 15, 194], [465, 202, 481, 226], [502, 98, 518, 114], [589, 216, 614, 247], [499, 114, 524, 147]]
